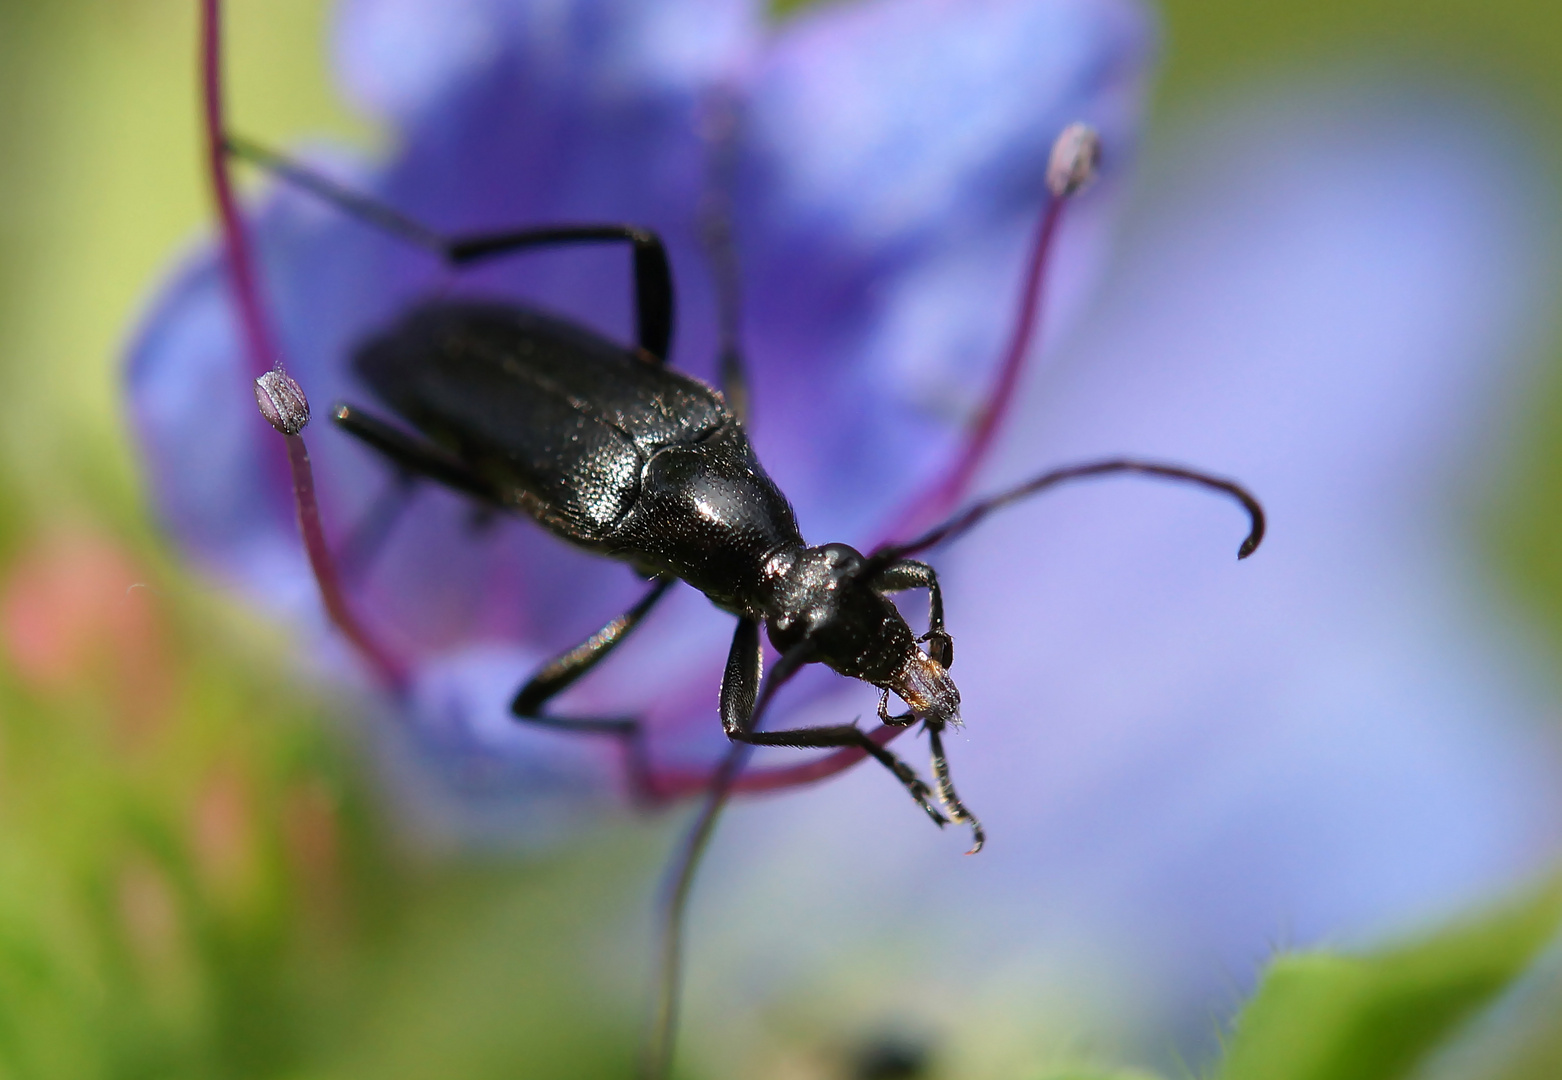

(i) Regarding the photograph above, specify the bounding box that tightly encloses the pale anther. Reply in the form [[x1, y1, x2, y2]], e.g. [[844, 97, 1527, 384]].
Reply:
[[1046, 122, 1102, 198], [254, 369, 311, 435]]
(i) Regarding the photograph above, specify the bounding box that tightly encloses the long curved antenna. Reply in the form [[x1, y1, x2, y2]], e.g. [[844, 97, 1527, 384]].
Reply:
[[873, 458, 1266, 565], [639, 461, 1262, 803], [199, 0, 405, 689], [637, 640, 817, 1080]]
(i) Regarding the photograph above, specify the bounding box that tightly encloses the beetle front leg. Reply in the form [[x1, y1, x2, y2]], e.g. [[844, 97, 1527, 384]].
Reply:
[[719, 620, 948, 828], [872, 558, 953, 668], [870, 561, 984, 848], [928, 724, 984, 854]]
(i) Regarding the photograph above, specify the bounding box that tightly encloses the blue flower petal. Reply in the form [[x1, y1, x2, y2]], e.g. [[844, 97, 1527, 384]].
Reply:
[[335, 0, 763, 126]]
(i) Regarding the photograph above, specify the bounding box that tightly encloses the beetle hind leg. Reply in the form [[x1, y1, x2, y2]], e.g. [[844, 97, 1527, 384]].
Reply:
[[332, 403, 495, 499], [224, 135, 677, 362]]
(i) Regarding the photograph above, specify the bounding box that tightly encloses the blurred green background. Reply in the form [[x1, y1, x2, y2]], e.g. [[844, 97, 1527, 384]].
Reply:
[[0, 1, 1560, 1078]]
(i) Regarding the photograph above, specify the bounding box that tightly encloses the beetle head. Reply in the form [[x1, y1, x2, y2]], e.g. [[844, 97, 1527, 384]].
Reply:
[[766, 543, 960, 725]]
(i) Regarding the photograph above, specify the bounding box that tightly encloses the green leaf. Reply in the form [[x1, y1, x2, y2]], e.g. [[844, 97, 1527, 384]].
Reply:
[[1216, 880, 1562, 1080]]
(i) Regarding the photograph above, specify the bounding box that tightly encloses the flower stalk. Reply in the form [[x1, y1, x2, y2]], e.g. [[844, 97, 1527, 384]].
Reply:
[[198, 0, 406, 691]]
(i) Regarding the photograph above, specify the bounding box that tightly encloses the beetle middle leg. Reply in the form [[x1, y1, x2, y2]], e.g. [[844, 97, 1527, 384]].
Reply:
[[509, 577, 677, 805], [718, 619, 952, 830], [224, 135, 676, 362], [332, 393, 683, 803]]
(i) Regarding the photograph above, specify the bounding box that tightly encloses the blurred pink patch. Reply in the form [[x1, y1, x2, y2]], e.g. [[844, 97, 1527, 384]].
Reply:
[[0, 530, 175, 740], [191, 763, 262, 908], [282, 780, 348, 936]]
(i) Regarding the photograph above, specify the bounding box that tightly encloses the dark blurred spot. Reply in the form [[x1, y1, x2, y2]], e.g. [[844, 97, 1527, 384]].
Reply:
[[852, 1034, 931, 1080]]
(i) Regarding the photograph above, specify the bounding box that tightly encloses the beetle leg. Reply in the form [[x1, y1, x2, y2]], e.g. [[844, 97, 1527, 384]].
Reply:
[[446, 225, 674, 364], [328, 402, 509, 582], [716, 343, 749, 425], [717, 617, 764, 735], [513, 577, 674, 714], [927, 724, 984, 855], [509, 577, 677, 806], [332, 402, 495, 499], [719, 620, 948, 828], [335, 470, 417, 585], [871, 558, 953, 669], [876, 688, 916, 727], [223, 135, 676, 362], [697, 102, 749, 424]]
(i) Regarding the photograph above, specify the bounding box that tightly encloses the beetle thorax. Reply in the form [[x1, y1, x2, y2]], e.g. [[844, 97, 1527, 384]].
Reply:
[[763, 544, 959, 725]]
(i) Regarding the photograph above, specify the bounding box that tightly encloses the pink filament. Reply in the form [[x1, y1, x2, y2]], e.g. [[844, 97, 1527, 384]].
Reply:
[[201, 0, 278, 384], [884, 195, 1065, 539], [200, 0, 406, 690]]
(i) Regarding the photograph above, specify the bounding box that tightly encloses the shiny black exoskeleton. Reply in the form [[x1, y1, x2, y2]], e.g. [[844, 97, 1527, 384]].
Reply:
[[339, 295, 971, 839]]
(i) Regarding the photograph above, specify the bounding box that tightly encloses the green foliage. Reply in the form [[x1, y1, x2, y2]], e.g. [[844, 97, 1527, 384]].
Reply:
[[0, 571, 667, 1079], [1036, 885, 1562, 1080], [1214, 883, 1562, 1080]]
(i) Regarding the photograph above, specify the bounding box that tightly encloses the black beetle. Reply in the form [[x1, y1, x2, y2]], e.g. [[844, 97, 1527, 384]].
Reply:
[[226, 128, 1264, 856]]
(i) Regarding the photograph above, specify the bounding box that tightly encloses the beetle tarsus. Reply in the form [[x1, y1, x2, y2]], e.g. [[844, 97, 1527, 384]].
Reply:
[[928, 724, 983, 854], [897, 765, 949, 828]]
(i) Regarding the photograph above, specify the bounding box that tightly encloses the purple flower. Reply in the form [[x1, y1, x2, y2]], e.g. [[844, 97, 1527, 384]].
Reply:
[[125, 0, 1562, 1071], [127, 0, 1150, 839]]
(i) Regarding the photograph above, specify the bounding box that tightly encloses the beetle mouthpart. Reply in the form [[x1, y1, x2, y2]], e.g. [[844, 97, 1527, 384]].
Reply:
[[892, 649, 961, 727]]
